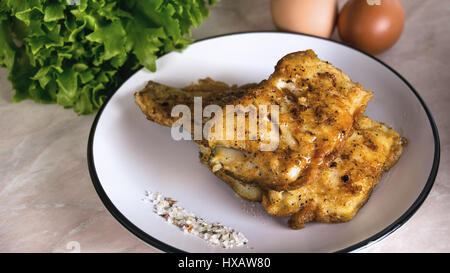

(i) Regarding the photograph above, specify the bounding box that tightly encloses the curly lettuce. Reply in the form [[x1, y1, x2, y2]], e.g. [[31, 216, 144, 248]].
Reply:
[[0, 0, 218, 114]]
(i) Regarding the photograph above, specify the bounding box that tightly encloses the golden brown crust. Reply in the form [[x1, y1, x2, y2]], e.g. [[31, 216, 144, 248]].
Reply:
[[198, 144, 263, 202], [133, 50, 406, 230], [214, 170, 263, 202], [205, 50, 373, 191], [288, 203, 317, 229], [135, 50, 373, 192], [208, 116, 405, 229], [135, 78, 256, 128], [262, 116, 405, 228]]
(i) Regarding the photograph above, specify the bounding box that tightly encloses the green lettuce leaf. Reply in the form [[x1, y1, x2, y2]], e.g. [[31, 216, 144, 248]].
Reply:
[[0, 0, 219, 115]]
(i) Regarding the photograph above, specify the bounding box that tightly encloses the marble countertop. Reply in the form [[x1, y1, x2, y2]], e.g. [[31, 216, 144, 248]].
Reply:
[[0, 0, 448, 253]]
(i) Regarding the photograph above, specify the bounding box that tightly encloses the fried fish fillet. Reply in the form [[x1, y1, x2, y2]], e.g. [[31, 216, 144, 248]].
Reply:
[[135, 78, 264, 200], [135, 78, 258, 127], [134, 73, 405, 229], [230, 116, 405, 229], [136, 50, 373, 192]]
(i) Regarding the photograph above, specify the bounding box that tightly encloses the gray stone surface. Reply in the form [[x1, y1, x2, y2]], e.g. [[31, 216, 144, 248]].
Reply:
[[0, 0, 448, 252]]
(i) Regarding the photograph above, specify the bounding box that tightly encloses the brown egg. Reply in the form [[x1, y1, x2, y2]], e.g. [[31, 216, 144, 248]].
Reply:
[[271, 0, 338, 38], [338, 0, 405, 55]]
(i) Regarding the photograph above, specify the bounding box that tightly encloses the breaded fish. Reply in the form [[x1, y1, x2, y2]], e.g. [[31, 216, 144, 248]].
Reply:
[[215, 117, 405, 228], [261, 116, 406, 228], [135, 78, 257, 128], [136, 50, 374, 191], [199, 116, 405, 229], [135, 75, 405, 230]]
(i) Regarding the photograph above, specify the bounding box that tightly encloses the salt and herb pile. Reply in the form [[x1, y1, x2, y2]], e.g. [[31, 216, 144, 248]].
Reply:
[[143, 191, 248, 248]]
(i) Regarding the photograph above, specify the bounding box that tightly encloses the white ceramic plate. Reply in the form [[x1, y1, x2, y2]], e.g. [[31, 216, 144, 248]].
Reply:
[[88, 32, 439, 253]]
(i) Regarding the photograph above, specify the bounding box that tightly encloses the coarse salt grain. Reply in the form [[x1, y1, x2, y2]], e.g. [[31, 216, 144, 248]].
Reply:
[[143, 191, 248, 248]]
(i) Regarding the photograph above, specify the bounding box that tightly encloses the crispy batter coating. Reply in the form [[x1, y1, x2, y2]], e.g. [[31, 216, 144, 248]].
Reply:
[[134, 50, 405, 229], [216, 117, 405, 229], [262, 116, 405, 228], [136, 50, 373, 191], [205, 50, 373, 191], [135, 78, 257, 127]]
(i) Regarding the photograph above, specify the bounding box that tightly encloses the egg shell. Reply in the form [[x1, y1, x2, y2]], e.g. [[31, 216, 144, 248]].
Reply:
[[271, 0, 338, 38], [338, 0, 405, 55]]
